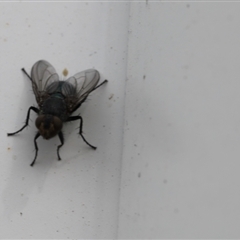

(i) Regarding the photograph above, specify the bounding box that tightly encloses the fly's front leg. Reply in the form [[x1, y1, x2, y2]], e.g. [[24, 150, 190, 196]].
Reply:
[[57, 131, 64, 160], [30, 132, 40, 167], [67, 116, 97, 149], [7, 106, 39, 136]]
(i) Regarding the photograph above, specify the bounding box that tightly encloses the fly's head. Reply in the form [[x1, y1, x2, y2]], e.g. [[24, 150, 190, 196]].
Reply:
[[35, 115, 63, 139]]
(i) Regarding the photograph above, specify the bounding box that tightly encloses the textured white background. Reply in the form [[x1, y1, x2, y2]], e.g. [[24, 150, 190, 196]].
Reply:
[[119, 2, 240, 239], [1, 2, 128, 238], [1, 1, 240, 239]]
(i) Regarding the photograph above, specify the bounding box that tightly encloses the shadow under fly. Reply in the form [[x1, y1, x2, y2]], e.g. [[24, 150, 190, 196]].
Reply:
[[8, 60, 108, 166]]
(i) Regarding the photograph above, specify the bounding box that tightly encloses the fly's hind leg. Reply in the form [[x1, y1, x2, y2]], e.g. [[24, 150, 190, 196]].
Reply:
[[21, 68, 32, 81], [92, 79, 108, 91]]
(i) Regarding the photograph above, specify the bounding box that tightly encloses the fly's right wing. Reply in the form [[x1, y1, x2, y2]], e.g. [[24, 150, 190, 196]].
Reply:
[[31, 60, 59, 106]]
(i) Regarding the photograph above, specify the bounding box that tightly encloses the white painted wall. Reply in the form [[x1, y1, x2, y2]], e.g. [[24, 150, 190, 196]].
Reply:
[[1, 1, 240, 239], [119, 2, 240, 239], [0, 2, 128, 238]]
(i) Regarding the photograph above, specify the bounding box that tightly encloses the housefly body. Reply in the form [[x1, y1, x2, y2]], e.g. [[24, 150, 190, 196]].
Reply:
[[8, 60, 108, 166]]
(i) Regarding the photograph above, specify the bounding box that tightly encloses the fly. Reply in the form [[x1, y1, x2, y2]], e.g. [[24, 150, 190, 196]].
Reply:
[[8, 60, 108, 166]]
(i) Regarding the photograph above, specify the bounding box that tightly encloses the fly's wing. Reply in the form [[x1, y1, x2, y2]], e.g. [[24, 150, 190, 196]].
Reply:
[[62, 69, 100, 113], [31, 60, 59, 106]]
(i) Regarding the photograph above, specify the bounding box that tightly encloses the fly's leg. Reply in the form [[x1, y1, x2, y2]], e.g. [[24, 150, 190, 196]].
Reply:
[[21, 68, 32, 81], [30, 132, 40, 167], [92, 79, 108, 91], [7, 106, 39, 136], [71, 80, 108, 113], [57, 131, 64, 160], [67, 116, 97, 149]]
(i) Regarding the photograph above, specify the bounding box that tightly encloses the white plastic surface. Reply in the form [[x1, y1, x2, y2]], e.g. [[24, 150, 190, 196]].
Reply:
[[1, 1, 240, 239]]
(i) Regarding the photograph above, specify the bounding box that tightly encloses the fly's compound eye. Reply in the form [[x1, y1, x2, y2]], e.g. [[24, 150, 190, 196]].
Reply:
[[35, 115, 63, 139]]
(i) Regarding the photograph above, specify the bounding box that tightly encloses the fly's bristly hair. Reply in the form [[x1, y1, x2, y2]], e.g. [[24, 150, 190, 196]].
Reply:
[[7, 60, 108, 166]]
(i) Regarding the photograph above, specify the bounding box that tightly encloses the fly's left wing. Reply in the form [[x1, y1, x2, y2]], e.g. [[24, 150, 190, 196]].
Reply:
[[61, 69, 100, 113]]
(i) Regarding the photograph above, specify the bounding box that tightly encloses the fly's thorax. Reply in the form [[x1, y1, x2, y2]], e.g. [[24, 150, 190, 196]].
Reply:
[[35, 115, 63, 139], [41, 94, 68, 121]]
